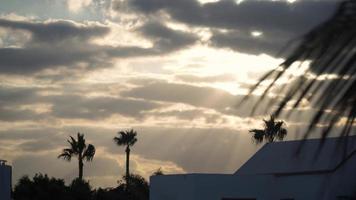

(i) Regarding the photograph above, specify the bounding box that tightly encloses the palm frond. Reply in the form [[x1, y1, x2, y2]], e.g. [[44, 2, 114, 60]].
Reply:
[[245, 0, 356, 139], [249, 129, 265, 144], [58, 151, 72, 161], [83, 144, 96, 162], [114, 129, 138, 147], [250, 115, 287, 143]]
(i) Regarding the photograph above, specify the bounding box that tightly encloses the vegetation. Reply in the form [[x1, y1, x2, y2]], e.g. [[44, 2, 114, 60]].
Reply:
[[249, 115, 287, 144], [58, 133, 96, 180], [113, 129, 138, 187], [12, 131, 154, 200], [244, 0, 356, 139], [152, 168, 164, 176], [13, 174, 68, 200], [13, 174, 149, 200]]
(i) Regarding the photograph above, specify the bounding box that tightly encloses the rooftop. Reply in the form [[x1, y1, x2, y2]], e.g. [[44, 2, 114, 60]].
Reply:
[[235, 136, 356, 175]]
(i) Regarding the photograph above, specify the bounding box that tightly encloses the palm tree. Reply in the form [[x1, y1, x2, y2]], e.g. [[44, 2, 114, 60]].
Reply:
[[152, 168, 164, 176], [244, 0, 356, 140], [113, 129, 137, 186], [58, 133, 95, 181], [249, 115, 287, 144]]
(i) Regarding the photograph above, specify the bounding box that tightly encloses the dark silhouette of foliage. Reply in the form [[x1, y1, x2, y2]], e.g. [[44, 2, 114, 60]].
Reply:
[[244, 0, 356, 140], [13, 173, 150, 200], [58, 132, 96, 180], [13, 174, 69, 200], [92, 174, 149, 200], [122, 174, 149, 200], [113, 129, 138, 187], [152, 168, 164, 176], [68, 178, 92, 200], [249, 115, 287, 144]]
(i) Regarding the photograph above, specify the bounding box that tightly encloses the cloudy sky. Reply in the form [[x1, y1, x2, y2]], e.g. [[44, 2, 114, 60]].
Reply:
[[0, 0, 340, 187]]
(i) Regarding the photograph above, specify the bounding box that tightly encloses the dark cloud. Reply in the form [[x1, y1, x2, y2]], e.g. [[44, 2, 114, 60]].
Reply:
[[0, 86, 39, 105], [106, 21, 198, 57], [0, 107, 46, 122], [138, 21, 198, 52], [0, 128, 60, 140], [0, 19, 110, 74], [0, 85, 162, 121], [49, 94, 162, 120], [0, 19, 198, 74], [0, 19, 109, 43], [120, 0, 338, 55], [209, 29, 286, 56], [0, 46, 103, 74]]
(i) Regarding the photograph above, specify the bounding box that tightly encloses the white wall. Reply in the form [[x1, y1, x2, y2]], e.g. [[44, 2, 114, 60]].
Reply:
[[150, 155, 356, 200], [0, 164, 11, 200]]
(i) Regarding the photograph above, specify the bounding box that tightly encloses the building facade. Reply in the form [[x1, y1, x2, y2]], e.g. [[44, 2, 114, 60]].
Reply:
[[150, 136, 356, 200], [0, 160, 12, 200]]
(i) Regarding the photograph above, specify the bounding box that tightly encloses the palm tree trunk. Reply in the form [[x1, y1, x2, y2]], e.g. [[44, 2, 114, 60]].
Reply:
[[125, 146, 130, 186], [79, 157, 83, 180]]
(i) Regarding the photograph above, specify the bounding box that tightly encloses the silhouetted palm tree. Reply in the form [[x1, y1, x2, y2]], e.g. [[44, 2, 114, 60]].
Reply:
[[58, 133, 96, 180], [249, 115, 287, 144], [152, 168, 164, 176], [114, 129, 137, 186], [245, 0, 356, 140]]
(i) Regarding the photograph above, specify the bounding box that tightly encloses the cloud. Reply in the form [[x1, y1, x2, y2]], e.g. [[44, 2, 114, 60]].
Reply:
[[0, 85, 162, 122], [119, 0, 338, 55], [106, 20, 199, 57], [49, 94, 162, 120], [0, 18, 198, 74], [0, 107, 46, 122], [0, 19, 110, 74], [121, 80, 272, 117], [209, 29, 286, 56], [138, 21, 198, 52], [0, 19, 109, 43], [67, 0, 92, 13], [175, 73, 236, 83], [0, 86, 39, 105]]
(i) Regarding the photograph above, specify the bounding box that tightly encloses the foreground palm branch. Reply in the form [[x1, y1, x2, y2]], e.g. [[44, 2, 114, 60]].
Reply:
[[245, 0, 356, 140]]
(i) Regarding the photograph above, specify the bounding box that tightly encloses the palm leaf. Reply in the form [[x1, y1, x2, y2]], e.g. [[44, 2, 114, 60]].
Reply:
[[245, 0, 356, 140]]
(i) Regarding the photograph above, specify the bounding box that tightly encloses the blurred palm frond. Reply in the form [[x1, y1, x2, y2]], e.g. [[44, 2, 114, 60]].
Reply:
[[244, 0, 356, 140]]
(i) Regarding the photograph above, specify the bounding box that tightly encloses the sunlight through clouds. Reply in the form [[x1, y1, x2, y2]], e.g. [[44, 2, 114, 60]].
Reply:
[[67, 0, 92, 13], [0, 0, 338, 189]]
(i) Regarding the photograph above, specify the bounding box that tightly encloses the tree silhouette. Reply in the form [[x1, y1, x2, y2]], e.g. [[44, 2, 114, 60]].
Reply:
[[13, 174, 69, 200], [152, 168, 164, 176], [68, 178, 92, 200], [58, 133, 95, 180], [244, 0, 356, 140], [249, 115, 287, 144], [113, 129, 138, 187]]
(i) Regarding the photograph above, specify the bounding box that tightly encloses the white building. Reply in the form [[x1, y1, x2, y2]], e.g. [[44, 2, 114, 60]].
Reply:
[[150, 136, 356, 200], [0, 160, 11, 200]]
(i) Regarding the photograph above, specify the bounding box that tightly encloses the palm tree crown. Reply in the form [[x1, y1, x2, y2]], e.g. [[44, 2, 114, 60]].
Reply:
[[114, 129, 138, 147], [249, 115, 287, 144], [58, 133, 95, 180]]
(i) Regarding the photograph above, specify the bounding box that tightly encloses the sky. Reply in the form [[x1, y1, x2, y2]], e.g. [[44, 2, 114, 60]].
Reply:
[[0, 0, 341, 188]]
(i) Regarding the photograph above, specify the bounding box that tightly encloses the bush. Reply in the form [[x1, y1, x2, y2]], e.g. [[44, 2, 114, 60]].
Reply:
[[13, 174, 69, 200]]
